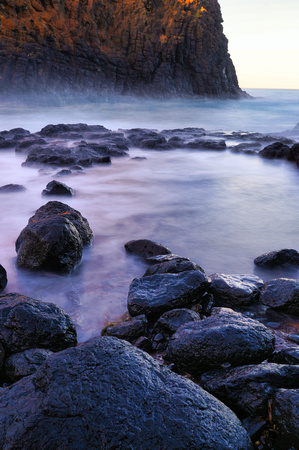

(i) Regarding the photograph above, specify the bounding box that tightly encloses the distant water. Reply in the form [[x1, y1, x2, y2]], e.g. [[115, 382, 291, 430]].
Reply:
[[0, 88, 299, 342], [0, 88, 299, 134]]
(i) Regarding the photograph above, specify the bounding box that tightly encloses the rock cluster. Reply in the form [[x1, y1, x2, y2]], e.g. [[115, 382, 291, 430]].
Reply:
[[0, 0, 244, 98], [101, 238, 299, 448]]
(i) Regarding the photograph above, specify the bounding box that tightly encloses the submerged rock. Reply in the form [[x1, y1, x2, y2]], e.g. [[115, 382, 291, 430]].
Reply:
[[0, 336, 252, 449], [0, 293, 77, 355], [124, 239, 172, 259], [254, 248, 299, 268], [209, 273, 263, 307], [128, 270, 209, 318], [259, 142, 290, 159], [166, 308, 275, 375], [15, 201, 93, 273], [200, 363, 299, 418], [0, 184, 26, 193], [260, 278, 299, 316]]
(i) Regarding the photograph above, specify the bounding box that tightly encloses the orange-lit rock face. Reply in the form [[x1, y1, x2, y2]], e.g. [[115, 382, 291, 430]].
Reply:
[[0, 0, 242, 97]]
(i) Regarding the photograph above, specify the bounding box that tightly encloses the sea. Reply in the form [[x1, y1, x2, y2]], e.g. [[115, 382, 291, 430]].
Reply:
[[0, 87, 299, 342]]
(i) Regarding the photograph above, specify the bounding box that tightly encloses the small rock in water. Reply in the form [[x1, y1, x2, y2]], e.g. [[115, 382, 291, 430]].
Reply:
[[0, 184, 26, 193], [42, 180, 75, 197], [254, 248, 299, 268], [124, 239, 172, 259]]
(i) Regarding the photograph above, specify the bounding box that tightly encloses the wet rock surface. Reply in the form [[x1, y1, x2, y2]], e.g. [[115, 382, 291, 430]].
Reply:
[[165, 308, 275, 375], [0, 265, 7, 293], [260, 278, 299, 315], [124, 238, 172, 259], [15, 201, 93, 273], [42, 180, 75, 197], [200, 363, 299, 418], [4, 348, 53, 382], [209, 273, 264, 307], [0, 293, 77, 355], [0, 0, 244, 98], [127, 270, 209, 318], [272, 389, 299, 449], [143, 255, 204, 276], [0, 336, 252, 449], [103, 314, 148, 343]]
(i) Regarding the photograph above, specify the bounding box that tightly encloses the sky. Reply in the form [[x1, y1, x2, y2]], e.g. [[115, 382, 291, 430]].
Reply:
[[219, 0, 299, 89]]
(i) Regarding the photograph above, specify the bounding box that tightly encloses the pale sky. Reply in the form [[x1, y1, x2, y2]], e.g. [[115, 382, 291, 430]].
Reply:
[[219, 0, 299, 89]]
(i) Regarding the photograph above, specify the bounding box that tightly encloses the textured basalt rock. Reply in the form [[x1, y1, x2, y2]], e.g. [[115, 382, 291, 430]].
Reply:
[[0, 336, 253, 449], [15, 201, 93, 273], [166, 307, 275, 375], [0, 0, 244, 98], [0, 292, 77, 355]]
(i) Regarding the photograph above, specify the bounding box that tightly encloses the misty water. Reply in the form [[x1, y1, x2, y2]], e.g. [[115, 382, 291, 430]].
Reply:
[[1, 88, 299, 342]]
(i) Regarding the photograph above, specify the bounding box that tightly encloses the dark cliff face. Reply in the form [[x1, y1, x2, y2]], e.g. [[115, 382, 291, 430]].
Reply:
[[0, 0, 244, 98]]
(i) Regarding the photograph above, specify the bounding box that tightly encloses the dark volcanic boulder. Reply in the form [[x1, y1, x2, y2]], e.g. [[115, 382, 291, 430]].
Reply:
[[127, 270, 209, 318], [0, 336, 252, 449], [254, 248, 299, 268], [42, 180, 75, 197], [4, 348, 53, 382], [0, 265, 7, 293], [272, 389, 299, 449], [15, 201, 93, 273], [124, 239, 172, 259], [0, 0, 244, 98], [0, 184, 26, 193], [259, 142, 290, 159], [103, 315, 147, 343], [0, 293, 77, 355], [166, 308, 275, 375], [200, 363, 299, 418], [260, 278, 299, 315], [143, 255, 204, 276], [209, 273, 264, 307]]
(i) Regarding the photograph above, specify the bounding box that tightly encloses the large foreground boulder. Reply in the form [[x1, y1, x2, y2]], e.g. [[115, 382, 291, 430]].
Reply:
[[0, 336, 252, 449], [260, 278, 299, 316], [166, 308, 275, 375], [127, 270, 209, 318], [15, 201, 93, 273], [0, 293, 77, 355]]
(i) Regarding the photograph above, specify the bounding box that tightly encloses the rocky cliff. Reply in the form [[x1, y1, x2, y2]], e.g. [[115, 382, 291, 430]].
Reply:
[[0, 0, 244, 97]]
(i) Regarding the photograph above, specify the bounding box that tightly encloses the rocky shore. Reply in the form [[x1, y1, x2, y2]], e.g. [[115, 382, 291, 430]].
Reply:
[[0, 123, 299, 448]]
